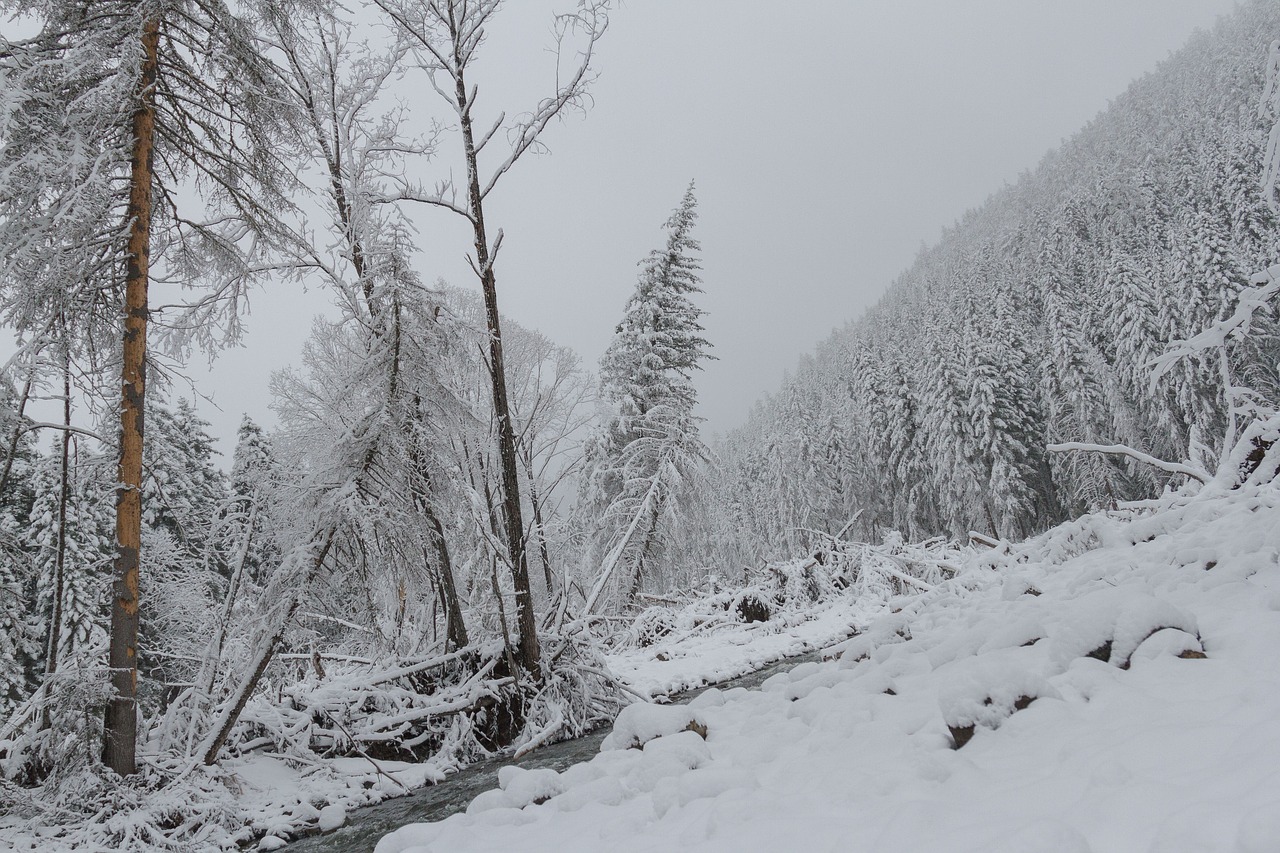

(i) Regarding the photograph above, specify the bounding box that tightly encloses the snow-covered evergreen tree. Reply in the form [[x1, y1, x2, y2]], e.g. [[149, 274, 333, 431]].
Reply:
[[143, 397, 226, 560], [580, 184, 714, 610], [223, 415, 278, 585], [711, 1, 1280, 555], [25, 450, 112, 667]]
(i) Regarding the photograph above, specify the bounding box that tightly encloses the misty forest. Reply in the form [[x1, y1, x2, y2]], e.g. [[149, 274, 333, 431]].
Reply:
[[3, 2, 1280, 851]]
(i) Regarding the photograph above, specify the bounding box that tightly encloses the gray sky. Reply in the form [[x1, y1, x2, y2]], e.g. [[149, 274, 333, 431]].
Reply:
[[188, 0, 1244, 459]]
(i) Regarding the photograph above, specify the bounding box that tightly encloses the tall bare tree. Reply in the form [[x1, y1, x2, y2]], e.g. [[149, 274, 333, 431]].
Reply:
[[374, 0, 608, 676], [0, 0, 302, 776]]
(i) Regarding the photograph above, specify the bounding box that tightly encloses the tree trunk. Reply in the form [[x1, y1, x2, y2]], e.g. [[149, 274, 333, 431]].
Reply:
[[627, 500, 662, 606], [521, 450, 556, 599], [194, 497, 258, 702], [201, 527, 336, 766], [410, 425, 468, 650], [104, 17, 158, 778], [40, 348, 72, 730], [453, 64, 541, 678], [425, 506, 468, 650]]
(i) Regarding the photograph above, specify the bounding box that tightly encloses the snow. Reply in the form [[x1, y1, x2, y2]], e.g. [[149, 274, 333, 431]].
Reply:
[[214, 753, 443, 844], [603, 583, 875, 699], [0, 533, 889, 851], [600, 703, 707, 751], [377, 482, 1280, 853], [316, 804, 346, 832]]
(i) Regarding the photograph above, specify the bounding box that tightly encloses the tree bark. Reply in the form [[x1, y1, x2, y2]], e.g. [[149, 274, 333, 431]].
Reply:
[[194, 497, 258, 702], [425, 501, 468, 650], [627, 499, 662, 606], [408, 414, 468, 651], [525, 462, 555, 599], [104, 17, 159, 777], [452, 61, 541, 678], [0, 361, 35, 500]]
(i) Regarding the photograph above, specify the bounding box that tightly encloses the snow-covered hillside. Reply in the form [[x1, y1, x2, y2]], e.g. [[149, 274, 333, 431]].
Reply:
[[378, 480, 1280, 853]]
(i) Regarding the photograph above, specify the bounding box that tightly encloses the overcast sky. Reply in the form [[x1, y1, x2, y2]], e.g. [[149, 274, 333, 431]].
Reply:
[[186, 0, 1244, 459]]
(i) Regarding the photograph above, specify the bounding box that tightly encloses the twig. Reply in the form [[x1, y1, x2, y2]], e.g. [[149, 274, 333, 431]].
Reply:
[[328, 715, 410, 793]]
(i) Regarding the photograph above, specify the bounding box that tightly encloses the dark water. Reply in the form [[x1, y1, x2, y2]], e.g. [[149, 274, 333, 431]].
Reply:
[[283, 650, 822, 853]]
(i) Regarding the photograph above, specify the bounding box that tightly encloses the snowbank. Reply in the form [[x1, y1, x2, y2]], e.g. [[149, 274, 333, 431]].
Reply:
[[377, 483, 1280, 853]]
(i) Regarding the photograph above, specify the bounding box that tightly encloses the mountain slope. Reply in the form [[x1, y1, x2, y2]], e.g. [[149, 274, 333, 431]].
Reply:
[[708, 1, 1280, 565]]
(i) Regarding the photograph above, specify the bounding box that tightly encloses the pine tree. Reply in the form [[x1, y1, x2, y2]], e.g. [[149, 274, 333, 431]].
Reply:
[[26, 454, 113, 664], [0, 554, 35, 717], [143, 398, 226, 560], [597, 183, 713, 456], [1160, 207, 1251, 462], [581, 184, 714, 610], [226, 415, 278, 584], [1038, 233, 1130, 513]]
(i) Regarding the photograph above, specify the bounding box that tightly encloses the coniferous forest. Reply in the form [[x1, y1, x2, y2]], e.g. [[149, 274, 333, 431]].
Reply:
[[712, 2, 1280, 559], [3, 1, 1280, 850]]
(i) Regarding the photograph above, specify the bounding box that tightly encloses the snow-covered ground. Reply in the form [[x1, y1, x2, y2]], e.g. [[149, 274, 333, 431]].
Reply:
[[0, 546, 884, 852], [377, 483, 1280, 853], [605, 591, 867, 700]]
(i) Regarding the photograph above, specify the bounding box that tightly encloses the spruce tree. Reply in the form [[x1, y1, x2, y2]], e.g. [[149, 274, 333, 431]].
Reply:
[[597, 183, 712, 456], [581, 184, 714, 610], [25, 451, 112, 667], [227, 415, 278, 584]]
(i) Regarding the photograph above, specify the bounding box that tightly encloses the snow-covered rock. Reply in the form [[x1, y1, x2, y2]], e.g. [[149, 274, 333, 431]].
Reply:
[[316, 804, 346, 832], [600, 702, 708, 751]]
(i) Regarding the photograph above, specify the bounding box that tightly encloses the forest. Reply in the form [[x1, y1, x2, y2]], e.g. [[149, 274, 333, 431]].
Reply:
[[713, 1, 1280, 560], [2, 1, 1280, 850]]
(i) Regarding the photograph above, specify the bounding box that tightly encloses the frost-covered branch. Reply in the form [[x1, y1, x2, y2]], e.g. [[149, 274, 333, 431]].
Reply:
[[1048, 442, 1210, 485]]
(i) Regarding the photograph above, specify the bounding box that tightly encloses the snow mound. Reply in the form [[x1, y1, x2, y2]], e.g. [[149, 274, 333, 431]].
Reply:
[[378, 483, 1280, 853], [600, 702, 708, 751], [468, 767, 565, 813], [316, 804, 346, 832]]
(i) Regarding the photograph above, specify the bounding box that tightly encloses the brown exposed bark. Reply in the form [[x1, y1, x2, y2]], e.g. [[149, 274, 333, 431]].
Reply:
[[103, 17, 159, 778]]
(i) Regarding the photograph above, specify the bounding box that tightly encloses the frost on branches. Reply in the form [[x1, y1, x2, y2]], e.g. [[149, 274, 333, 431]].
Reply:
[[577, 184, 715, 614]]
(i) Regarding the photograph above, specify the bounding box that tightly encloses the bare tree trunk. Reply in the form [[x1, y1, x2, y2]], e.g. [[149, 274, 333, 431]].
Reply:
[[40, 345, 72, 730], [408, 413, 468, 651], [194, 498, 258, 701], [522, 451, 555, 598], [627, 501, 662, 606], [104, 17, 158, 778], [201, 527, 336, 766], [453, 60, 541, 678], [425, 506, 468, 650]]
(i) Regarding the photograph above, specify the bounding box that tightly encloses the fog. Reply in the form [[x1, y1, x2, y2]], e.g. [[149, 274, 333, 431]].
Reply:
[[187, 0, 1242, 457]]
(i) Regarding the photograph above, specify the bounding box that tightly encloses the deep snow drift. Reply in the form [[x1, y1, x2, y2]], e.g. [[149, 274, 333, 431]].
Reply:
[[377, 482, 1280, 853]]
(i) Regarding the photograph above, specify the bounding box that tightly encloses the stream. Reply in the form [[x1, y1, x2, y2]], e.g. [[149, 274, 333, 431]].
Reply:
[[283, 650, 823, 852]]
